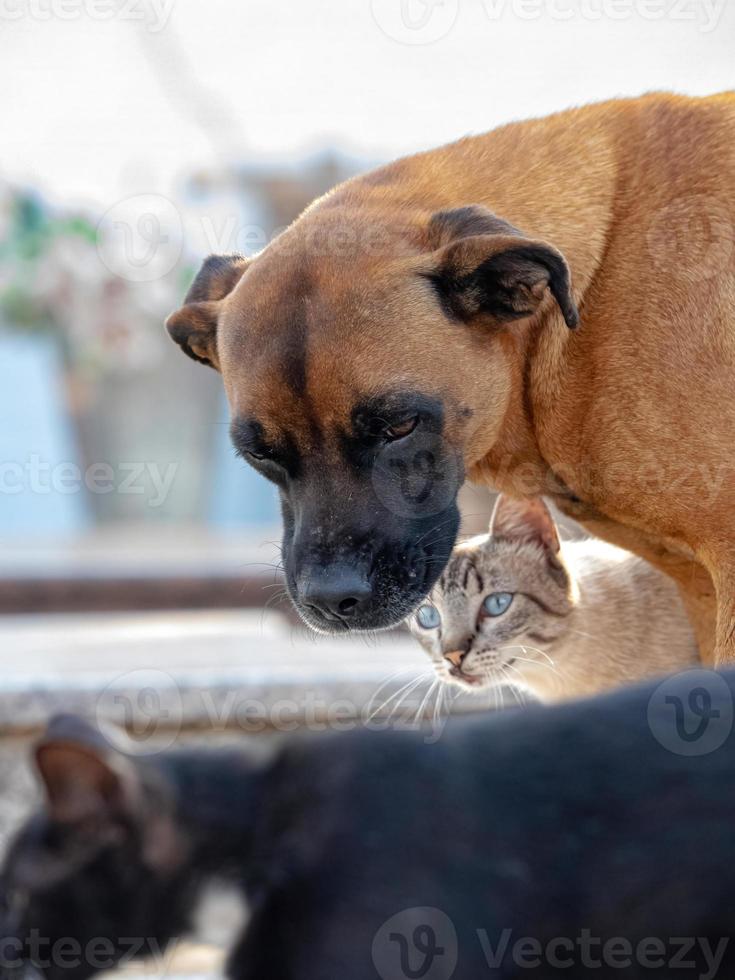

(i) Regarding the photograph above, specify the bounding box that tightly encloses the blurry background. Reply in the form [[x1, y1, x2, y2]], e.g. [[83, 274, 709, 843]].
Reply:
[[0, 3, 732, 972]]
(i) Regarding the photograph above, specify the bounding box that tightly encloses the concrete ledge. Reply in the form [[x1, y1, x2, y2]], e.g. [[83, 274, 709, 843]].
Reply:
[[0, 528, 289, 615], [0, 610, 488, 737]]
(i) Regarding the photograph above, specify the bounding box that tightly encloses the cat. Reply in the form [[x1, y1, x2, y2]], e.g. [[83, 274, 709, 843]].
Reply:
[[3, 676, 735, 980], [408, 494, 699, 702]]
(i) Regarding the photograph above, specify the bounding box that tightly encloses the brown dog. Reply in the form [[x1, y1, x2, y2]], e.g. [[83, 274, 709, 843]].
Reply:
[[166, 92, 735, 664]]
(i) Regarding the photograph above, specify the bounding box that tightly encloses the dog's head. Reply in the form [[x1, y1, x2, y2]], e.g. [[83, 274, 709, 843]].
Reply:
[[167, 203, 577, 633]]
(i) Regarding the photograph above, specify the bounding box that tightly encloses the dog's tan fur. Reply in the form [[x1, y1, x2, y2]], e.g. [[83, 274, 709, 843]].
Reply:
[[167, 92, 735, 663]]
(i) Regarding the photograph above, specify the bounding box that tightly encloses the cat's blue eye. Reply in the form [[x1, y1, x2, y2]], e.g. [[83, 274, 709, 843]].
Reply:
[[416, 604, 441, 629], [483, 592, 514, 617]]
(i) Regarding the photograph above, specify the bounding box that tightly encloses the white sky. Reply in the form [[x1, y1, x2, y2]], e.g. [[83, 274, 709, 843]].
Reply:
[[1, 0, 733, 211]]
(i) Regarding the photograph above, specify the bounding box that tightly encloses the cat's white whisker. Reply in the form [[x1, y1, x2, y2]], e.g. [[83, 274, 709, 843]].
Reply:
[[568, 628, 600, 642], [502, 646, 564, 681], [498, 644, 561, 675], [384, 677, 433, 724], [432, 682, 445, 728], [414, 516, 459, 548], [389, 681, 433, 723], [414, 678, 439, 724], [489, 669, 503, 711], [376, 663, 426, 689], [520, 644, 557, 668], [367, 665, 426, 711], [389, 672, 433, 714], [520, 645, 566, 680], [501, 662, 531, 706], [367, 671, 429, 721]]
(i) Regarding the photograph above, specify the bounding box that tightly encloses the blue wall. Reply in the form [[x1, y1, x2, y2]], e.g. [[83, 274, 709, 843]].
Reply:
[[208, 395, 280, 529], [0, 332, 88, 537]]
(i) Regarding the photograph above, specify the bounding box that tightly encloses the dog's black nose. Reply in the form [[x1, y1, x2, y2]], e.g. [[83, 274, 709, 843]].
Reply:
[[300, 564, 372, 621]]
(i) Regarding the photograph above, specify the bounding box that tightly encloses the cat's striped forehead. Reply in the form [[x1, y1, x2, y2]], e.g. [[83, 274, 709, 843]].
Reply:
[[436, 535, 522, 596], [439, 551, 486, 595], [431, 533, 572, 615]]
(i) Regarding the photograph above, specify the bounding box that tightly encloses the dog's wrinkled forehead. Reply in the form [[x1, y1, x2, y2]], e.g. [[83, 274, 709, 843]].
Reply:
[[166, 200, 579, 467], [220, 268, 353, 445], [217, 242, 443, 447]]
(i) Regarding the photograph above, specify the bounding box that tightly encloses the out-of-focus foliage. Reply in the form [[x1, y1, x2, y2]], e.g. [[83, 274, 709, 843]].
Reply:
[[0, 187, 191, 375]]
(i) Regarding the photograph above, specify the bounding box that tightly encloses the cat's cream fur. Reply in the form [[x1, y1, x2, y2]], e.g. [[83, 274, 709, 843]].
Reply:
[[408, 496, 698, 703]]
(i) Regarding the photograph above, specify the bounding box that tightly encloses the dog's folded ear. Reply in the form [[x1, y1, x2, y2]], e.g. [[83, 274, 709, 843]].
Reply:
[[165, 253, 249, 370], [425, 206, 579, 330]]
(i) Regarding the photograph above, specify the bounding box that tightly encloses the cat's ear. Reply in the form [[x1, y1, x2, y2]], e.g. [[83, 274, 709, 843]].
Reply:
[[34, 715, 141, 827], [34, 716, 185, 875], [165, 253, 249, 370], [425, 206, 579, 329], [489, 495, 561, 554]]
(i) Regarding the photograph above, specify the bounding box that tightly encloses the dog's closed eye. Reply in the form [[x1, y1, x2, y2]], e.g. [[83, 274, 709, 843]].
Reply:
[[384, 416, 419, 441]]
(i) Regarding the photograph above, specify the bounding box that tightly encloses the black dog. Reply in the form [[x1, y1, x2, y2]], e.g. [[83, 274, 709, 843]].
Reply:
[[3, 669, 735, 979]]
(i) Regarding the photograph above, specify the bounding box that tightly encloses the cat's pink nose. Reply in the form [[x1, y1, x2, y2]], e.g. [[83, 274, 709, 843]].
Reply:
[[444, 651, 465, 668]]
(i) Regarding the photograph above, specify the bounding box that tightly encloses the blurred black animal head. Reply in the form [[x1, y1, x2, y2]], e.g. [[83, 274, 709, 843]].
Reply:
[[0, 716, 195, 980]]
